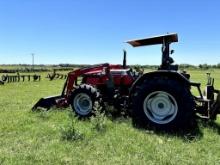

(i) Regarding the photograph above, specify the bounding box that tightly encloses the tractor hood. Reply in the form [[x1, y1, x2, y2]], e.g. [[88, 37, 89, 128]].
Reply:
[[126, 33, 178, 47]]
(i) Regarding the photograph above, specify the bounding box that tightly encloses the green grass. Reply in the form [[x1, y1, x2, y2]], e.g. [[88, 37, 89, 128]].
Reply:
[[1, 69, 220, 164]]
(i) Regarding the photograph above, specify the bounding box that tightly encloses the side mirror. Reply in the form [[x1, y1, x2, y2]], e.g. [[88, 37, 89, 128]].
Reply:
[[168, 57, 174, 64]]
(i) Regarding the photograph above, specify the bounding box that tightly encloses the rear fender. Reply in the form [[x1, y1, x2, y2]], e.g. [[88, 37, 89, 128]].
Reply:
[[129, 70, 190, 96]]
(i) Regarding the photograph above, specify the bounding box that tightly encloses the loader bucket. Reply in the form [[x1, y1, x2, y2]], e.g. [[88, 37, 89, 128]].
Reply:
[[32, 95, 63, 111]]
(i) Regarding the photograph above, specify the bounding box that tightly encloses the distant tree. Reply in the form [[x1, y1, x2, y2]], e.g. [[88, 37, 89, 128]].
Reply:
[[216, 63, 220, 69], [198, 64, 209, 70]]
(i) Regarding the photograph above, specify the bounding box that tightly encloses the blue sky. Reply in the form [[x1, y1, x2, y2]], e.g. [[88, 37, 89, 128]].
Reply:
[[0, 0, 219, 65]]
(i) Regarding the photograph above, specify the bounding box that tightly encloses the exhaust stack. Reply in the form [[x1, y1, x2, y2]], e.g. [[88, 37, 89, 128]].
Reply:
[[123, 50, 127, 69]]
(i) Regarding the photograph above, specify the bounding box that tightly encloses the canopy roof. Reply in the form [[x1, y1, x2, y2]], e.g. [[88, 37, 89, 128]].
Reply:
[[126, 33, 178, 47]]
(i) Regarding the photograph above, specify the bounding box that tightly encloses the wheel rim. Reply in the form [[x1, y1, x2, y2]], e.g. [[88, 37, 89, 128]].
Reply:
[[143, 91, 178, 124], [73, 93, 93, 116]]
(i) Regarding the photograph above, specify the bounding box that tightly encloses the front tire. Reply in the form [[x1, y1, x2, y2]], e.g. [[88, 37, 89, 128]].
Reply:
[[70, 84, 99, 117], [132, 77, 195, 130]]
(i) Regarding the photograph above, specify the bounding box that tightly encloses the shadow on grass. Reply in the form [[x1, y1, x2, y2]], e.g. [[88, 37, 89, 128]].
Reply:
[[198, 119, 220, 135], [158, 123, 204, 143], [133, 118, 220, 142], [131, 117, 205, 143]]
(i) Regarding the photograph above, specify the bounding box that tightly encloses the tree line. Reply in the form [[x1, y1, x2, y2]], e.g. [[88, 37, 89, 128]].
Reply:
[[1, 63, 220, 73]]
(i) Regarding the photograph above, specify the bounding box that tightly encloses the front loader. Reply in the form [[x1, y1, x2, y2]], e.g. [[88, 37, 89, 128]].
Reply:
[[33, 33, 220, 130]]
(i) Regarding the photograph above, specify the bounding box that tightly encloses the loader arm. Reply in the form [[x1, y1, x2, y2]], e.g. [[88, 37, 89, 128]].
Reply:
[[32, 63, 111, 110], [64, 63, 111, 96]]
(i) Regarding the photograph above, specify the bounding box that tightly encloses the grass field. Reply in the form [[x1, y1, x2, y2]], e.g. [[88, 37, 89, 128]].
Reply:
[[0, 69, 220, 164]]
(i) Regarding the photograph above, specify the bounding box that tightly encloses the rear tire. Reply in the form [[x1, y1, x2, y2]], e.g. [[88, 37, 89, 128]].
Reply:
[[70, 84, 100, 117], [132, 77, 195, 130]]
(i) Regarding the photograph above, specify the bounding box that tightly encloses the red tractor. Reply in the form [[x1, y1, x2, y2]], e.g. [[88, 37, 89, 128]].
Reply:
[[33, 33, 220, 130]]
